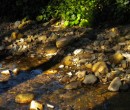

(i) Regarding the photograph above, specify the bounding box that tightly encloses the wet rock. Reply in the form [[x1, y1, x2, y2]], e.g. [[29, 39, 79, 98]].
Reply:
[[76, 71, 86, 80], [30, 100, 43, 110], [12, 68, 19, 75], [63, 55, 73, 66], [56, 37, 72, 48], [92, 61, 108, 77], [0, 70, 11, 82], [64, 81, 81, 90], [110, 52, 124, 64], [83, 74, 97, 84], [108, 77, 122, 92], [44, 45, 57, 55], [15, 93, 34, 104], [73, 49, 83, 55], [44, 69, 57, 74], [85, 63, 92, 70]]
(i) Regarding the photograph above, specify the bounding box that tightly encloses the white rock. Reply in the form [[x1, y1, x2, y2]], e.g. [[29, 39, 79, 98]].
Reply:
[[59, 65, 64, 68], [66, 72, 72, 77], [30, 100, 43, 110], [108, 77, 122, 92], [1, 70, 10, 75], [122, 52, 130, 61], [19, 38, 24, 43], [46, 103, 54, 109], [73, 49, 83, 55]]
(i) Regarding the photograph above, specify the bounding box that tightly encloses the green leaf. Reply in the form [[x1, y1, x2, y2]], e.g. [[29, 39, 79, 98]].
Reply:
[[79, 19, 89, 27], [36, 15, 43, 22], [64, 21, 69, 27], [74, 19, 79, 25]]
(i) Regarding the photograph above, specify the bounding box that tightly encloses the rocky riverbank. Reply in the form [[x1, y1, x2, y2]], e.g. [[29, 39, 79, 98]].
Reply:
[[0, 20, 130, 109]]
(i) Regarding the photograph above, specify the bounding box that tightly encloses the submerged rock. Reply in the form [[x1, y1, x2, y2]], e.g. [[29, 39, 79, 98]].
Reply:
[[83, 74, 97, 84], [15, 93, 34, 104], [44, 45, 57, 55], [108, 77, 122, 92], [44, 69, 57, 74], [64, 81, 81, 90]]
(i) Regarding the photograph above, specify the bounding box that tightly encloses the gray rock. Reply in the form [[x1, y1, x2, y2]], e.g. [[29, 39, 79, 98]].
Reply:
[[83, 74, 97, 84], [108, 77, 122, 92]]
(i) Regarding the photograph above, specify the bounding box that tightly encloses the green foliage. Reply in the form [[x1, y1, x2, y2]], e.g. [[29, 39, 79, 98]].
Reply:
[[0, 0, 130, 26], [40, 0, 97, 27]]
